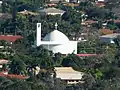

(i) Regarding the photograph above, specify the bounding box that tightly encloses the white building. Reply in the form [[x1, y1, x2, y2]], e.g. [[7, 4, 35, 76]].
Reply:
[[54, 67, 84, 84], [36, 23, 78, 54], [39, 8, 65, 16]]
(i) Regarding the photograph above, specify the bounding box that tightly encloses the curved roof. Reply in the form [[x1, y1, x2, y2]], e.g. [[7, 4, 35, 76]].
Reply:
[[43, 30, 69, 42]]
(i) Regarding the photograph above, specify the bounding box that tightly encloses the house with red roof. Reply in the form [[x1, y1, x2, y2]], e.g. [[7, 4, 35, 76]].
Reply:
[[0, 35, 23, 55], [99, 29, 113, 35], [81, 20, 98, 26], [76, 54, 97, 57], [0, 73, 28, 79], [96, 2, 105, 7], [0, 35, 23, 44]]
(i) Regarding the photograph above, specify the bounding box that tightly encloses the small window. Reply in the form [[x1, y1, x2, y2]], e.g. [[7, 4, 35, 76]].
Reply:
[[76, 80, 79, 82]]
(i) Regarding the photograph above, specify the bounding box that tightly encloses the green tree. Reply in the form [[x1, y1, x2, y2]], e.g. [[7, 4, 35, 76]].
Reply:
[[9, 55, 27, 75], [53, 53, 64, 66], [0, 77, 13, 90]]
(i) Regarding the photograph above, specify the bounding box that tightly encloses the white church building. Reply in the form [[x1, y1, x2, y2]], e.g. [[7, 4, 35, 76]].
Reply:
[[36, 23, 78, 54]]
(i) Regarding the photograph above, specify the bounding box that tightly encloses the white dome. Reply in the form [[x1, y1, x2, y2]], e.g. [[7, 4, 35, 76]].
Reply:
[[43, 30, 69, 42]]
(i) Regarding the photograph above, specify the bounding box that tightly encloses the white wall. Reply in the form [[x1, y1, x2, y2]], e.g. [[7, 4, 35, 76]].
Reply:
[[36, 23, 41, 46], [47, 13, 63, 16]]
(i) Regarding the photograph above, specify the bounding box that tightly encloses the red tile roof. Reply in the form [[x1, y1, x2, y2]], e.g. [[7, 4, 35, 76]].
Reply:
[[0, 73, 28, 79], [96, 2, 105, 7], [76, 54, 97, 57], [85, 20, 98, 24], [99, 29, 113, 35], [47, 3, 57, 7], [0, 35, 23, 42]]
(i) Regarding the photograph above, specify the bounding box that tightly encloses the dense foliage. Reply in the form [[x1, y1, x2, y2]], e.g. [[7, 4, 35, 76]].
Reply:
[[0, 0, 120, 90]]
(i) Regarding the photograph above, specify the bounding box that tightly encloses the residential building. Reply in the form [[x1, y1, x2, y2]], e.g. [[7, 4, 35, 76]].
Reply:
[[81, 20, 98, 26], [76, 54, 97, 57], [99, 29, 113, 35], [39, 7, 65, 16], [96, 2, 105, 7], [18, 10, 39, 16], [99, 33, 120, 43], [0, 73, 28, 79], [53, 67, 84, 84], [63, 3, 79, 7], [47, 3, 57, 7], [0, 35, 23, 55], [0, 35, 23, 44], [95, 0, 105, 7]]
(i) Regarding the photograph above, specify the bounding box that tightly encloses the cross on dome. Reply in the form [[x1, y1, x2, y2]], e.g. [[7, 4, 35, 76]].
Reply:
[[55, 22, 58, 30]]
